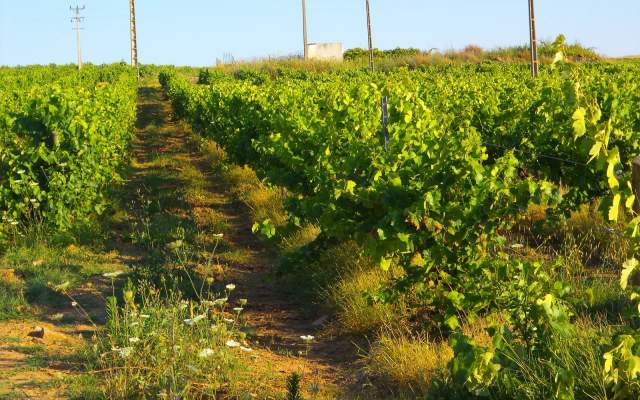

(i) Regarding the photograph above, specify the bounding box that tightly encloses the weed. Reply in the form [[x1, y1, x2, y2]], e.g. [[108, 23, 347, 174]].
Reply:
[[90, 279, 251, 399], [286, 372, 304, 400]]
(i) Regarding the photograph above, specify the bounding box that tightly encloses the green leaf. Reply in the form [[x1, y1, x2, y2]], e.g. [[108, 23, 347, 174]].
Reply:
[[345, 180, 357, 195], [552, 51, 565, 65], [588, 142, 602, 163], [380, 258, 392, 271], [609, 194, 621, 222], [621, 258, 639, 290], [444, 314, 460, 330], [572, 108, 587, 138], [626, 195, 636, 210]]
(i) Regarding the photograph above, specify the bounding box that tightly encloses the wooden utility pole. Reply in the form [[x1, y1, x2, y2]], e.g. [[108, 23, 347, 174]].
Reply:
[[70, 5, 85, 71], [129, 0, 138, 68], [366, 0, 374, 71], [302, 0, 308, 60], [528, 0, 539, 77]]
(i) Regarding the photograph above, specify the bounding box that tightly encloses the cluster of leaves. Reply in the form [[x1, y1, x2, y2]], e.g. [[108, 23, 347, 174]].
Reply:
[[0, 65, 137, 239], [343, 47, 423, 61], [160, 52, 640, 397]]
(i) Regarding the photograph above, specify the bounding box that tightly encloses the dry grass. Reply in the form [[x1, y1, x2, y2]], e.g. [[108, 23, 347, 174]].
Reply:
[[191, 207, 229, 233], [278, 224, 321, 255], [362, 330, 452, 396], [515, 202, 631, 271], [201, 139, 229, 169], [223, 165, 289, 228], [223, 166, 261, 196], [242, 186, 289, 227], [326, 266, 406, 335]]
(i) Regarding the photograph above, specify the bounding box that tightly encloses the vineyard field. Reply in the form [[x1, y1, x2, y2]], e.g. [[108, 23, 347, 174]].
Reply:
[[161, 59, 640, 398], [2, 56, 640, 399], [0, 65, 137, 237]]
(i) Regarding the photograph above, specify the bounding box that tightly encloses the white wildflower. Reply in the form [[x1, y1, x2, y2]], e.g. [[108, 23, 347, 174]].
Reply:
[[198, 348, 215, 358], [184, 314, 207, 326], [225, 340, 240, 348], [300, 335, 315, 343], [103, 270, 124, 279], [226, 284, 236, 291], [129, 337, 140, 344], [117, 347, 134, 358]]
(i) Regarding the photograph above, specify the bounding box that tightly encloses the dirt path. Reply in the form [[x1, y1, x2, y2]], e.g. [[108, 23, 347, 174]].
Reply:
[[132, 84, 358, 397], [0, 261, 136, 399]]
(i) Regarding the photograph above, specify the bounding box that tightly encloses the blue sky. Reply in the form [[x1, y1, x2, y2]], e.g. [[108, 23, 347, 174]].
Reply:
[[0, 0, 638, 66]]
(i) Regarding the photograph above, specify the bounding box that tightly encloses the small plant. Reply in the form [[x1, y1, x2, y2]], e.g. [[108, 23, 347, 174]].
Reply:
[[286, 372, 303, 400]]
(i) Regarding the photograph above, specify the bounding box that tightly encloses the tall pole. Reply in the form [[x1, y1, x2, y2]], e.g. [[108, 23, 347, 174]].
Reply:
[[302, 0, 308, 60], [366, 0, 374, 71], [129, 0, 138, 69], [70, 5, 85, 71], [528, 0, 539, 77]]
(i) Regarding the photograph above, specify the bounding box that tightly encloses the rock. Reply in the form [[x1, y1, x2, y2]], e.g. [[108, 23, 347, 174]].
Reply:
[[27, 326, 45, 339]]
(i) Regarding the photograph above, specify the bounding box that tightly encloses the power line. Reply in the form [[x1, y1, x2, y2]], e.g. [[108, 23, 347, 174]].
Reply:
[[70, 5, 85, 71]]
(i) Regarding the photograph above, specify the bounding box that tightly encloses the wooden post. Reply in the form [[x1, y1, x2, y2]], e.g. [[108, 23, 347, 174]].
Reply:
[[70, 6, 85, 71], [129, 0, 139, 69], [366, 0, 374, 71], [632, 157, 640, 214], [528, 0, 539, 77], [302, 0, 308, 60], [381, 96, 389, 150]]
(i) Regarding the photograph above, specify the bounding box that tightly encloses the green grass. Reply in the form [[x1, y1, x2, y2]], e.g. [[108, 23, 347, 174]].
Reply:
[[0, 237, 127, 320], [0, 278, 27, 320]]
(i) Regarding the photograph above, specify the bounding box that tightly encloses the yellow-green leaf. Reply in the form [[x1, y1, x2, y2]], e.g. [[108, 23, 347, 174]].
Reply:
[[621, 258, 639, 290], [609, 194, 621, 221], [588, 142, 602, 163], [572, 108, 587, 138], [345, 180, 356, 195], [607, 148, 621, 190], [626, 195, 636, 210]]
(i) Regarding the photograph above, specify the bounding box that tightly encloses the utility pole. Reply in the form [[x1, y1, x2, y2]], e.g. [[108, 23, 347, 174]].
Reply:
[[528, 0, 539, 77], [129, 0, 139, 69], [302, 0, 308, 60], [70, 5, 85, 71], [365, 0, 374, 71]]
